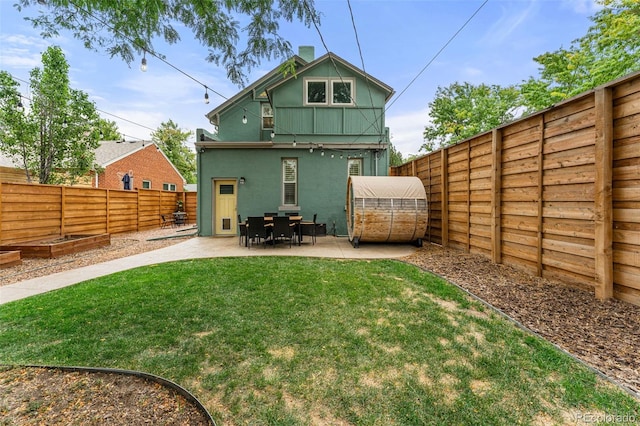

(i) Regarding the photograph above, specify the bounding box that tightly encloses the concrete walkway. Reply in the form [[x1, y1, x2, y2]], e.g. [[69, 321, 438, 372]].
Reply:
[[0, 236, 418, 305]]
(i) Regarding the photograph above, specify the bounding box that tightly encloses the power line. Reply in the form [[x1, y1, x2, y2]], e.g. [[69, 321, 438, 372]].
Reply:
[[348, 0, 489, 145], [8, 73, 152, 140], [303, 0, 383, 136], [386, 0, 489, 111]]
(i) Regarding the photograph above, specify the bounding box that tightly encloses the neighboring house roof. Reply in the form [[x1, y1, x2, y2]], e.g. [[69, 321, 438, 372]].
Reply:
[[95, 140, 187, 184], [205, 54, 308, 126], [266, 52, 395, 102]]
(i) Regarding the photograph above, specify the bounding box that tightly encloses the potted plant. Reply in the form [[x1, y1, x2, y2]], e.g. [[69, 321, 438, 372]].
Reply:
[[176, 200, 184, 212]]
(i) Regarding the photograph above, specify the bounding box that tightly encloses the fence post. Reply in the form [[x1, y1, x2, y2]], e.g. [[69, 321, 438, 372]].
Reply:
[[491, 129, 502, 264], [441, 148, 449, 247], [60, 186, 66, 236], [594, 87, 614, 301], [536, 115, 544, 277]]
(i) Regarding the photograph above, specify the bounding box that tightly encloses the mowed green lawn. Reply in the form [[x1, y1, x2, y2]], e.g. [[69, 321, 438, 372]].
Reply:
[[1, 257, 638, 425]]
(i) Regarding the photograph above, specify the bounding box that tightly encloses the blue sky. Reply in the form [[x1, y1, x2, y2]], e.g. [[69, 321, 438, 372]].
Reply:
[[0, 0, 601, 157]]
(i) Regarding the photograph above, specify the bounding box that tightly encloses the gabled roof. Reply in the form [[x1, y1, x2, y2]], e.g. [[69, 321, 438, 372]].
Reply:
[[94, 140, 152, 166], [266, 52, 395, 102], [95, 140, 186, 183], [205, 55, 308, 126]]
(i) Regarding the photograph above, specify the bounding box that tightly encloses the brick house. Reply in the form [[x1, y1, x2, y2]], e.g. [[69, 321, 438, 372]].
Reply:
[[92, 140, 186, 191]]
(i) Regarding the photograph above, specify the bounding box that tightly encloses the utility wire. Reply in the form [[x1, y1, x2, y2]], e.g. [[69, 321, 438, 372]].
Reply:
[[386, 0, 489, 111], [303, 0, 383, 137], [9, 73, 152, 140], [346, 0, 379, 135], [350, 0, 489, 144]]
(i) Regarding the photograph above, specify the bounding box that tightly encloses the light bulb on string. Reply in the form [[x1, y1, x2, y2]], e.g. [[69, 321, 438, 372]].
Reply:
[[140, 52, 148, 72], [242, 108, 247, 124], [292, 139, 296, 147], [204, 87, 210, 104]]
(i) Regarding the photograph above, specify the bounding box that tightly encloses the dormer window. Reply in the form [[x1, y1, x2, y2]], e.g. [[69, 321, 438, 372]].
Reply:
[[305, 78, 354, 106]]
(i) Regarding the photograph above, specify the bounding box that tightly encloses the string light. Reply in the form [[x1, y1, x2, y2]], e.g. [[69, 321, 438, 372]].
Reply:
[[292, 139, 296, 147], [242, 108, 247, 124], [140, 51, 147, 72], [204, 87, 209, 104]]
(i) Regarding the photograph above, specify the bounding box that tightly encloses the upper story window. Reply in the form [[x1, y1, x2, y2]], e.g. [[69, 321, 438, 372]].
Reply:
[[332, 80, 353, 104], [163, 183, 177, 191], [142, 180, 151, 189], [306, 80, 327, 104], [305, 78, 354, 106], [262, 103, 274, 129]]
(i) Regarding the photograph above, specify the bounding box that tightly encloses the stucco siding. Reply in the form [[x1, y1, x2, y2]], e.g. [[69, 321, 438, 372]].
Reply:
[[197, 147, 388, 236]]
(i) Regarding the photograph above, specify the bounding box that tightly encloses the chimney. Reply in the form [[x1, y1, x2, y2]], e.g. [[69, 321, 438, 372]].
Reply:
[[298, 46, 315, 63]]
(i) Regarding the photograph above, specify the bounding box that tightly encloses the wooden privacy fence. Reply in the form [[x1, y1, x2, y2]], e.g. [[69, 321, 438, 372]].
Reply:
[[390, 71, 640, 307], [0, 182, 197, 245]]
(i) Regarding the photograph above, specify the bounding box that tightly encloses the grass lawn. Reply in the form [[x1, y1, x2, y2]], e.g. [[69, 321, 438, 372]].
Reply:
[[1, 257, 638, 425]]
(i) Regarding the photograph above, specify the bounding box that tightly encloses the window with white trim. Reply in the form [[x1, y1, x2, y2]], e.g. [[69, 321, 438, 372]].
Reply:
[[261, 103, 273, 129], [282, 158, 297, 206], [348, 158, 363, 176], [305, 80, 327, 105], [142, 180, 151, 189], [332, 80, 353, 104], [305, 78, 354, 106], [163, 183, 177, 191]]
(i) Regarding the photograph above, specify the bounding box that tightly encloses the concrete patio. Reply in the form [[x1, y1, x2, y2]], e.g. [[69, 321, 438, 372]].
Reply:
[[0, 235, 418, 305]]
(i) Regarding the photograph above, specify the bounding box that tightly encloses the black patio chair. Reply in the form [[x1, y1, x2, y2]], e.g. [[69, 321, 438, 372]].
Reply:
[[247, 216, 269, 249], [161, 214, 176, 228], [271, 216, 295, 248], [300, 213, 317, 245]]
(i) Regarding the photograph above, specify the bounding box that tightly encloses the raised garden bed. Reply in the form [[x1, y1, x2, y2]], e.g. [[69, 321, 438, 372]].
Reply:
[[0, 250, 21, 268], [0, 234, 110, 259]]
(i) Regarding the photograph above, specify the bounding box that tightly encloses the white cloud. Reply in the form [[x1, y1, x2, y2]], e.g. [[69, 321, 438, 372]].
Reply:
[[481, 0, 539, 46], [561, 0, 603, 14], [0, 34, 48, 69], [387, 107, 430, 157]]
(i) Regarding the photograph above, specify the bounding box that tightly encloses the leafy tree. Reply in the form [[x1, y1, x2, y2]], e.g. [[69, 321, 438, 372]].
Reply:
[[0, 46, 101, 184], [151, 120, 196, 184], [521, 0, 640, 111], [389, 142, 404, 167], [97, 118, 121, 140], [15, 0, 320, 86], [421, 82, 521, 152]]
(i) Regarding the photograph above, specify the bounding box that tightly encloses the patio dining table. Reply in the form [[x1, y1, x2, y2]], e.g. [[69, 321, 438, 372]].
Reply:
[[244, 216, 302, 247], [173, 211, 188, 226]]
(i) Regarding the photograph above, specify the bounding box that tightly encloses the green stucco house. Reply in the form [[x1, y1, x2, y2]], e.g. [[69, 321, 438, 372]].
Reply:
[[195, 46, 394, 237]]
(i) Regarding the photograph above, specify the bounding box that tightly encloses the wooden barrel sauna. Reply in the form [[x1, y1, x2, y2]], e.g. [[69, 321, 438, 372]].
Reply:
[[346, 176, 428, 247]]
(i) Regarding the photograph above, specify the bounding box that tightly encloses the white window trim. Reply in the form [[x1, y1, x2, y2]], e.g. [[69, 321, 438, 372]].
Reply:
[[304, 77, 355, 106], [304, 78, 328, 106], [331, 78, 355, 106], [163, 183, 177, 191], [142, 180, 151, 189], [282, 158, 298, 206], [347, 158, 363, 177], [261, 103, 274, 130]]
